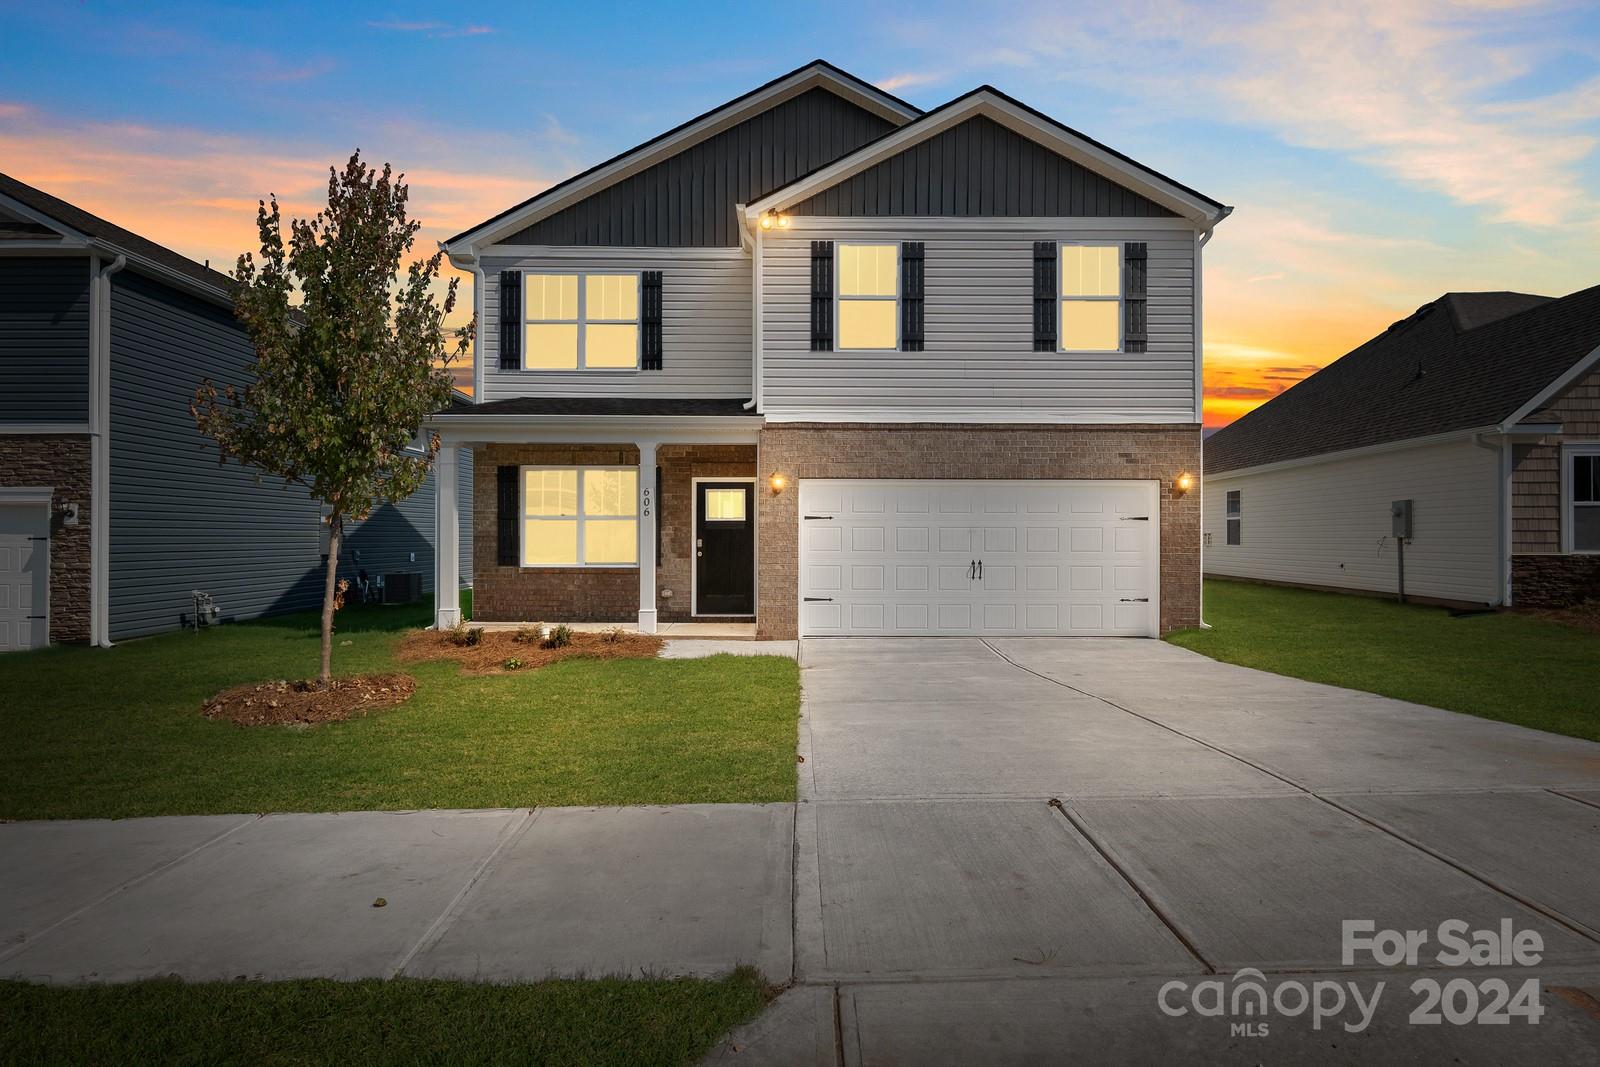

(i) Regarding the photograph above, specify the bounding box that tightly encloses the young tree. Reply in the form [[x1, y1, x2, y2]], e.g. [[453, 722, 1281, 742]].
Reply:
[[194, 152, 472, 686]]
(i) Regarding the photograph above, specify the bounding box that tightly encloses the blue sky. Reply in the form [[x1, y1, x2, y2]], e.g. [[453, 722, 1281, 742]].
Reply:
[[4, 1, 1599, 422]]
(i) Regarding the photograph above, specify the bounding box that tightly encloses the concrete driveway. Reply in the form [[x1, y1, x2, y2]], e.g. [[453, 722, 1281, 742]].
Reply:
[[717, 636, 1600, 1065]]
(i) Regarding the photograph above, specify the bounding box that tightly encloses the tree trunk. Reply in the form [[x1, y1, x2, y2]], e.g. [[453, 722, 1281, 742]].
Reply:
[[319, 513, 342, 688]]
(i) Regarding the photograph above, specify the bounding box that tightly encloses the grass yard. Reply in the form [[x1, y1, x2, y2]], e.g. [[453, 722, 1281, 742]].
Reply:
[[0, 595, 800, 820], [0, 970, 769, 1066], [1169, 579, 1600, 742]]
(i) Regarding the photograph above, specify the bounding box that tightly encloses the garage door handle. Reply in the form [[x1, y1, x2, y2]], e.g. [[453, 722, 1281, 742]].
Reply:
[[804, 597, 834, 602], [976, 559, 983, 580], [968, 559, 976, 579], [803, 515, 834, 520], [1123, 516, 1150, 521], [1119, 598, 1149, 603]]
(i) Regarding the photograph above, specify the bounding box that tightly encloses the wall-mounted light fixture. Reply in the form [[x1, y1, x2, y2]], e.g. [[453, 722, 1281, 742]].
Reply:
[[1174, 472, 1194, 495], [768, 472, 788, 494], [759, 209, 789, 230]]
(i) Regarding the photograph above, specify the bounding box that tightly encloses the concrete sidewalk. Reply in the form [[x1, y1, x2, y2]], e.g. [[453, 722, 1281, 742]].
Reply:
[[0, 805, 792, 984]]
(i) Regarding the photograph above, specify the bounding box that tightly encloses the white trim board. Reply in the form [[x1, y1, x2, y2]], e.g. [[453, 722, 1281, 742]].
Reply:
[[689, 476, 758, 619], [761, 409, 1200, 425], [746, 90, 1228, 227], [1560, 440, 1600, 555], [0, 486, 55, 504], [0, 423, 91, 435], [1206, 425, 1501, 482]]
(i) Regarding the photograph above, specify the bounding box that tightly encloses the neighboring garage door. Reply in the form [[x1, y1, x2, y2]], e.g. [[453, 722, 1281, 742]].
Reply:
[[0, 501, 50, 652], [798, 479, 1158, 637]]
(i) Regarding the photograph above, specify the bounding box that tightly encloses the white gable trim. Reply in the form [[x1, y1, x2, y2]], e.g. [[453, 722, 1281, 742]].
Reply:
[[443, 64, 920, 255], [745, 91, 1227, 226], [0, 190, 93, 246], [1500, 340, 1600, 430]]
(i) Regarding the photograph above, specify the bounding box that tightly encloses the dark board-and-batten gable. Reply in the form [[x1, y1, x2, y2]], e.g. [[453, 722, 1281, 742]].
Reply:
[[503, 87, 897, 247], [787, 114, 1177, 218]]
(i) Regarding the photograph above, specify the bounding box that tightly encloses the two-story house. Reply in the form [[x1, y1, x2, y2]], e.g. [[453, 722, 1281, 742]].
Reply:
[[429, 61, 1229, 640]]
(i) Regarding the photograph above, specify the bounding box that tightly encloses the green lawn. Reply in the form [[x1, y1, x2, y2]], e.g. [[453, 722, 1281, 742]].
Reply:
[[0, 595, 800, 820], [0, 970, 769, 1067], [1168, 579, 1600, 742]]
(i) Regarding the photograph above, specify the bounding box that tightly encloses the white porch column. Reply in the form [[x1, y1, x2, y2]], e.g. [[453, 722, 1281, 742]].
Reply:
[[434, 444, 462, 629], [637, 440, 658, 634]]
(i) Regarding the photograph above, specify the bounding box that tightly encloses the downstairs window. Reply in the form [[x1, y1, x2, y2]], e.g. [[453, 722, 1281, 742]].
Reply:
[[1568, 447, 1600, 553], [521, 466, 638, 567]]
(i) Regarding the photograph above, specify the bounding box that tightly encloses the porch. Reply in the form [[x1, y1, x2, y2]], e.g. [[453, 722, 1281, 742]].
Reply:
[[428, 401, 763, 635]]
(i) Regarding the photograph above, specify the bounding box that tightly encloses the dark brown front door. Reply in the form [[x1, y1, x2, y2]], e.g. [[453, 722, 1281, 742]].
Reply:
[[695, 482, 755, 615]]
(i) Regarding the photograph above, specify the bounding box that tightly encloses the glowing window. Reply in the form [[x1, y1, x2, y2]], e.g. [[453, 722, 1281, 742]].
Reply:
[[521, 272, 639, 370], [704, 488, 747, 522], [521, 467, 638, 567], [837, 244, 898, 350], [1060, 244, 1121, 352]]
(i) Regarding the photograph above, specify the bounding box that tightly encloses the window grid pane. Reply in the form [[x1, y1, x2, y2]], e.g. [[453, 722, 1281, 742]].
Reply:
[[525, 323, 578, 369], [584, 469, 638, 517], [585, 275, 638, 321], [839, 244, 897, 297], [523, 519, 578, 565], [523, 469, 578, 517], [838, 299, 897, 350], [1060, 300, 1120, 352], [525, 274, 578, 321], [705, 488, 746, 521], [584, 519, 639, 564], [585, 323, 638, 367], [1060, 245, 1120, 298], [1576, 455, 1597, 503]]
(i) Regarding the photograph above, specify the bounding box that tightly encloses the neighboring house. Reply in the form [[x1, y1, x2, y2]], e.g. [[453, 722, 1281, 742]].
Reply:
[[427, 60, 1229, 639], [0, 174, 473, 651], [1204, 288, 1600, 609]]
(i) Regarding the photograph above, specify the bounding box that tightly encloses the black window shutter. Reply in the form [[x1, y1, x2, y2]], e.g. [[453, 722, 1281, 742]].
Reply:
[[1032, 241, 1056, 351], [810, 241, 833, 351], [1123, 242, 1148, 354], [641, 270, 663, 370], [900, 241, 924, 352], [498, 270, 521, 370], [496, 466, 519, 566]]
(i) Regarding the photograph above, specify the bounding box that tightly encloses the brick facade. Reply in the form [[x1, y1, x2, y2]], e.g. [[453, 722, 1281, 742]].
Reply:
[[755, 423, 1202, 639], [0, 434, 91, 643], [1512, 554, 1600, 608], [469, 442, 755, 624]]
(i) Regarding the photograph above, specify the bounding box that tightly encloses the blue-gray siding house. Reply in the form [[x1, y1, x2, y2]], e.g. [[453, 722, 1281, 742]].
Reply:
[[0, 172, 472, 650]]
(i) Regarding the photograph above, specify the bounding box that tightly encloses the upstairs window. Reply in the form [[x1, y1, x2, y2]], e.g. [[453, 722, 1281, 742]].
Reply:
[[1059, 244, 1121, 352], [1567, 447, 1600, 553], [1226, 490, 1241, 546], [521, 466, 638, 567], [523, 273, 639, 370], [836, 244, 898, 350]]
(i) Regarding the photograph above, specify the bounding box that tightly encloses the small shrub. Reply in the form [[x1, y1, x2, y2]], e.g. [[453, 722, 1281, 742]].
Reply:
[[503, 657, 524, 671], [542, 624, 573, 650], [603, 625, 628, 644], [513, 625, 543, 645], [448, 623, 483, 648]]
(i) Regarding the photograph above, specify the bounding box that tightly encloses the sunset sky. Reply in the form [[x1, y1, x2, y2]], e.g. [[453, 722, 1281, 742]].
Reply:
[[4, 1, 1599, 425]]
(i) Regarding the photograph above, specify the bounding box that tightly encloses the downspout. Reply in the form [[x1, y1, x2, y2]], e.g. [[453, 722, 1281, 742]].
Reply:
[[746, 219, 764, 412], [1472, 431, 1512, 607], [90, 250, 127, 648], [1193, 208, 1229, 630]]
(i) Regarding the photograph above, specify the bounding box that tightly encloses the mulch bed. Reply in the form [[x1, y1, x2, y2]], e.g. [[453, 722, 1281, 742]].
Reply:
[[397, 627, 664, 675], [202, 674, 417, 727]]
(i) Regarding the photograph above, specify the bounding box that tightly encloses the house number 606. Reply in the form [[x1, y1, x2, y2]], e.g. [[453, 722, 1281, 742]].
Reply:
[[641, 487, 652, 517]]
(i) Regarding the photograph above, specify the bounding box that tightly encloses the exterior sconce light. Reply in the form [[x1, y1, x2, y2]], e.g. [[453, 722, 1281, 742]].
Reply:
[[1174, 472, 1194, 495], [768, 472, 788, 494], [759, 210, 789, 230]]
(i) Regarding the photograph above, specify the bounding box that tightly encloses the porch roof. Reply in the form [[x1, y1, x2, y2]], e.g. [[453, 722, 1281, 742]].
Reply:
[[441, 396, 757, 418]]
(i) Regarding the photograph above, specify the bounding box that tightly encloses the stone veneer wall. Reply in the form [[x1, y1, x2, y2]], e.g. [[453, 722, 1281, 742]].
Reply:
[[0, 434, 91, 642], [470, 442, 755, 624], [755, 423, 1202, 640], [1511, 555, 1600, 608]]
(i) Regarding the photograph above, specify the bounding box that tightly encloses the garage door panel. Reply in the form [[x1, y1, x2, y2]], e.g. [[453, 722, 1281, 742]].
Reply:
[[798, 480, 1157, 638]]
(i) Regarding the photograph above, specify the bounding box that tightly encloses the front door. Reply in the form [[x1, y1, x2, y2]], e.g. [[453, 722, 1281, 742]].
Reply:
[[0, 503, 50, 652], [695, 481, 755, 616]]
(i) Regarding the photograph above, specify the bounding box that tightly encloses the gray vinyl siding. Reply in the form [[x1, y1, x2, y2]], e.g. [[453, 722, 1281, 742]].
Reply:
[[0, 256, 90, 422], [107, 269, 472, 639], [479, 248, 752, 402], [760, 222, 1196, 419], [790, 116, 1176, 219], [340, 447, 475, 593], [503, 88, 894, 247]]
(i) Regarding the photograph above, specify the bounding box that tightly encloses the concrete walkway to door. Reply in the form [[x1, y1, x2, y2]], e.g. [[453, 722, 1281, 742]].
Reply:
[[712, 637, 1600, 1065]]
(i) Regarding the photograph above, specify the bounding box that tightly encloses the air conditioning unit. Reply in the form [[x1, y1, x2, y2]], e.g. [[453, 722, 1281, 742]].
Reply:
[[384, 571, 423, 605]]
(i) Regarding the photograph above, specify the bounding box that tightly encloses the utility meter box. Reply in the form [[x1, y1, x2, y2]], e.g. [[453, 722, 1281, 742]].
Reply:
[[1391, 499, 1413, 539]]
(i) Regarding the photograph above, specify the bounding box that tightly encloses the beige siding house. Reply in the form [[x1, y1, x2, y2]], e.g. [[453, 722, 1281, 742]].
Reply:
[[1204, 289, 1600, 608]]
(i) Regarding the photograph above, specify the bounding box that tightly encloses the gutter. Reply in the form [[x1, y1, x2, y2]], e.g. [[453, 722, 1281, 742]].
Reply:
[[90, 252, 128, 648]]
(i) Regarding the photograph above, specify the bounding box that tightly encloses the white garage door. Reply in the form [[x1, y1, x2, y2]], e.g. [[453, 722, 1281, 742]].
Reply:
[[798, 480, 1158, 637]]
